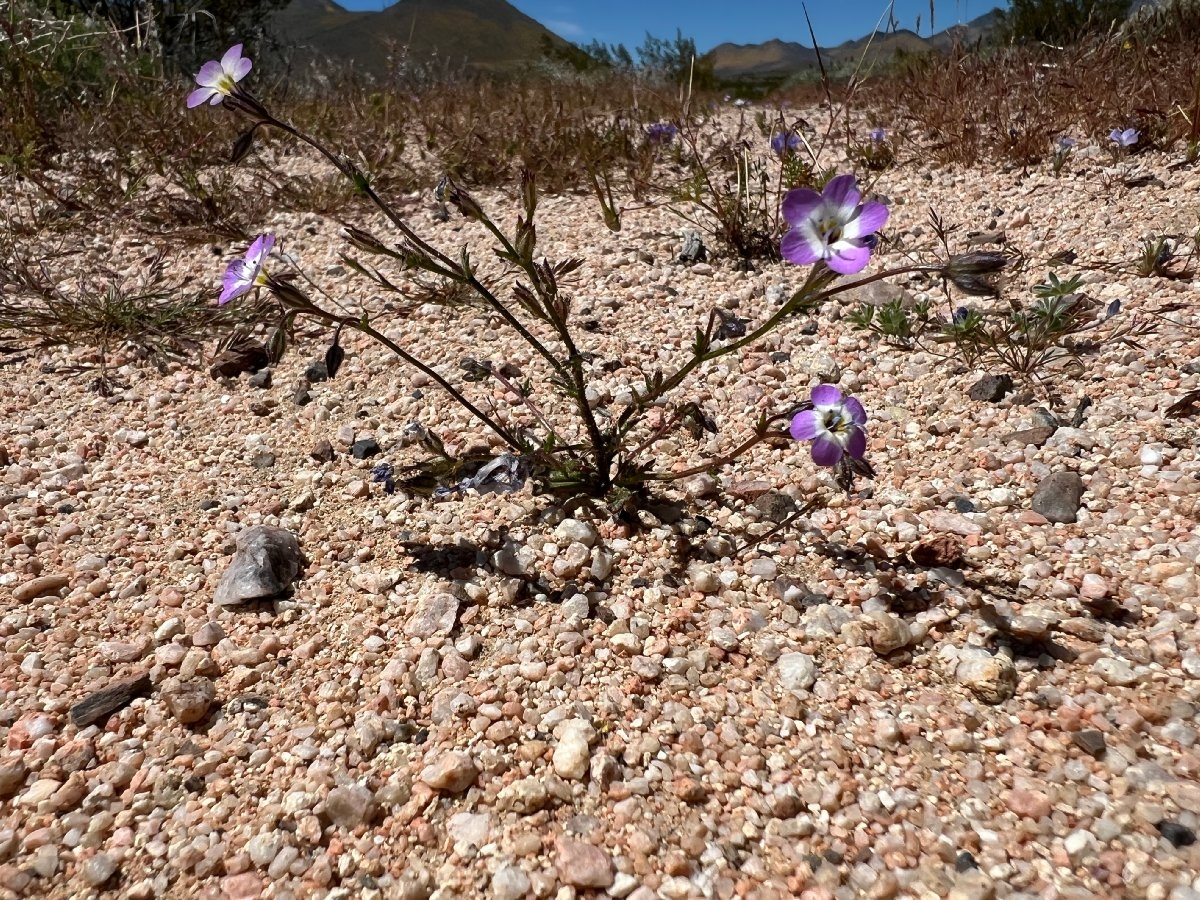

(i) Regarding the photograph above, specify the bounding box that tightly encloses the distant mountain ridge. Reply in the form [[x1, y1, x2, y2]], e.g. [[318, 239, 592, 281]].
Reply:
[[262, 0, 1002, 79], [265, 0, 569, 75], [705, 9, 1002, 80]]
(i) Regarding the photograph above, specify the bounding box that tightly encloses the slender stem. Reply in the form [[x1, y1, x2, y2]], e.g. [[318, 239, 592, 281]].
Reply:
[[642, 427, 789, 482]]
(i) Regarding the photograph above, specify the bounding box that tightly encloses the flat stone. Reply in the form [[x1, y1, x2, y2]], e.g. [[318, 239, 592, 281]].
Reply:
[[12, 574, 70, 603], [1072, 729, 1107, 758], [491, 866, 532, 900], [1002, 788, 1052, 819], [69, 671, 152, 728], [209, 342, 268, 379], [555, 836, 614, 888], [220, 873, 264, 900], [968, 374, 1013, 402], [999, 425, 1057, 447]]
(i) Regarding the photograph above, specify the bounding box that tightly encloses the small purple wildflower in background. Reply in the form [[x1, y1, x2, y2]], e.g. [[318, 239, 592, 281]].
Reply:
[[1109, 127, 1139, 148], [780, 174, 889, 275], [187, 44, 253, 108], [951, 306, 971, 325], [1056, 136, 1077, 151], [219, 233, 274, 304], [770, 131, 802, 156], [869, 127, 888, 143], [790, 384, 867, 467], [645, 122, 677, 144]]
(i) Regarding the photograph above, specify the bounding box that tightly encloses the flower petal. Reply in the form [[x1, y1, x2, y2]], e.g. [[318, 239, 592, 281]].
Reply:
[[821, 174, 861, 217], [841, 200, 889, 241], [789, 409, 822, 442], [194, 60, 225, 88], [246, 233, 275, 265], [230, 55, 253, 81], [186, 87, 216, 108], [810, 433, 844, 467], [826, 240, 871, 275], [810, 384, 843, 408], [219, 261, 251, 304], [843, 396, 867, 425], [844, 426, 867, 459], [781, 226, 823, 266], [220, 44, 245, 71], [781, 188, 822, 227]]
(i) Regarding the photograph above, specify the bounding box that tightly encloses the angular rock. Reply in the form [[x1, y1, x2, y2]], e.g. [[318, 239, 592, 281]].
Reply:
[[1031, 472, 1085, 524], [310, 439, 335, 463], [861, 610, 912, 656], [1000, 425, 1057, 447], [350, 438, 381, 460], [555, 837, 614, 888], [419, 751, 478, 793], [968, 374, 1014, 403], [1072, 729, 1107, 758], [162, 676, 217, 725], [552, 721, 593, 781], [405, 593, 460, 639], [955, 651, 1017, 704], [214, 525, 304, 606], [69, 671, 152, 728], [325, 783, 376, 829], [910, 535, 964, 567]]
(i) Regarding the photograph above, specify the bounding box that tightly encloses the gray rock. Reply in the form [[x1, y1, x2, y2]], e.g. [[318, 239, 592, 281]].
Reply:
[[325, 783, 376, 828], [955, 651, 1017, 704], [214, 525, 304, 606], [968, 374, 1014, 402], [81, 852, 118, 886], [1031, 471, 1085, 524], [491, 866, 532, 900], [678, 230, 707, 264]]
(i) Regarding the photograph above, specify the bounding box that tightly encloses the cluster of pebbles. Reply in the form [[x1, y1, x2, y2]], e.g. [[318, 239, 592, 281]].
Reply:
[[2, 117, 1200, 900]]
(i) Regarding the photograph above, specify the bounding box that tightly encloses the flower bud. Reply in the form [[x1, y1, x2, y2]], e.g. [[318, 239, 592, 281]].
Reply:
[[436, 175, 484, 221]]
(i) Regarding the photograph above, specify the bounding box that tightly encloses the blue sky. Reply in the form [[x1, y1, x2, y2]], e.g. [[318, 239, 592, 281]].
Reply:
[[338, 1, 1004, 51]]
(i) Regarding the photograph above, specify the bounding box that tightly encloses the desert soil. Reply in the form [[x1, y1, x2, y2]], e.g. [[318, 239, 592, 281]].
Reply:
[[2, 120, 1200, 900]]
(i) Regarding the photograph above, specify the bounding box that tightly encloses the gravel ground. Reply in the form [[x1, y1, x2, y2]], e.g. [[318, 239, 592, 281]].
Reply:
[[2, 121, 1200, 900]]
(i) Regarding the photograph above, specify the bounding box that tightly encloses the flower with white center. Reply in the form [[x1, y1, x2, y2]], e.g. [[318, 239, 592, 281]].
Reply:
[[780, 174, 888, 275], [219, 234, 274, 304], [1109, 127, 1139, 148], [790, 384, 867, 468], [187, 44, 253, 109]]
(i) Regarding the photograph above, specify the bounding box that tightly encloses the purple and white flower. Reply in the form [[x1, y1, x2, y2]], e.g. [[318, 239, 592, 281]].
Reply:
[[780, 174, 889, 275], [187, 44, 253, 109], [869, 127, 888, 143], [790, 384, 867, 467], [1109, 127, 1139, 148], [219, 234, 274, 304], [1056, 136, 1077, 151], [645, 122, 678, 144]]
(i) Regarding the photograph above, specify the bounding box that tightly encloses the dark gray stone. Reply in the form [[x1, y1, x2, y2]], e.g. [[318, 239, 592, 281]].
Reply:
[[1031, 471, 1085, 524], [304, 361, 329, 383], [311, 439, 335, 463], [293, 384, 312, 406], [678, 230, 707, 264], [1072, 729, 1107, 758], [968, 374, 1014, 402], [248, 369, 272, 389], [214, 525, 304, 607], [69, 671, 152, 727], [350, 438, 381, 460]]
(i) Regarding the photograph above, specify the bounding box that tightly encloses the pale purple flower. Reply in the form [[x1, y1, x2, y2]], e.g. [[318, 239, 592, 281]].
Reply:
[[869, 127, 887, 143], [187, 44, 253, 109], [219, 234, 274, 304], [790, 384, 867, 467], [1056, 136, 1077, 151], [771, 131, 802, 155], [780, 174, 889, 275], [1109, 127, 1139, 148]]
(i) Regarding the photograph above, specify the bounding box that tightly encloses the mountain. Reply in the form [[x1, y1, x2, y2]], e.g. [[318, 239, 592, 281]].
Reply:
[[265, 0, 569, 75], [706, 9, 1002, 81]]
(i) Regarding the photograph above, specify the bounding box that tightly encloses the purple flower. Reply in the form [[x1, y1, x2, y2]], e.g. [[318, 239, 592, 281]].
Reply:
[[1056, 136, 1077, 151], [645, 122, 677, 144], [770, 131, 802, 155], [1109, 127, 1139, 148], [780, 174, 889, 275], [187, 44, 253, 109], [220, 234, 274, 304], [869, 127, 887, 143], [790, 384, 867, 467]]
